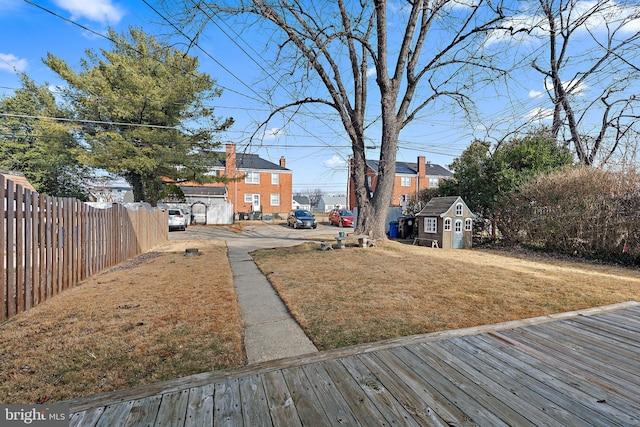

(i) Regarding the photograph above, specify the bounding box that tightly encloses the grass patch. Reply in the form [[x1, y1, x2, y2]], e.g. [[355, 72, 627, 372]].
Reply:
[[0, 240, 244, 404], [252, 241, 640, 350]]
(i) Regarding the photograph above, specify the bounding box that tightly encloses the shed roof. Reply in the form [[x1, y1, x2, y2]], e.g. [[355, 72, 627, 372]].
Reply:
[[0, 169, 36, 192], [179, 185, 227, 197], [366, 160, 451, 177], [417, 196, 465, 217]]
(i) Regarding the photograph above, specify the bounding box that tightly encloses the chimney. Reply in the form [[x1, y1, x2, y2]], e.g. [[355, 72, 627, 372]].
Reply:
[[279, 156, 286, 168], [417, 156, 426, 178], [225, 143, 236, 176]]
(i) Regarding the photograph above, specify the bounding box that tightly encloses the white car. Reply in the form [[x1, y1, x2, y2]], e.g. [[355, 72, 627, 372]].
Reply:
[[168, 208, 188, 231]]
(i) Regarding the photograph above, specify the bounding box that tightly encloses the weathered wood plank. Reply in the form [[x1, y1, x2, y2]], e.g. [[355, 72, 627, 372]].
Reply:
[[471, 333, 640, 425], [510, 325, 640, 388], [95, 401, 135, 427], [122, 395, 161, 427], [6, 183, 15, 318], [154, 389, 189, 427], [414, 342, 540, 426], [185, 384, 214, 426], [0, 175, 6, 320], [301, 361, 360, 425], [542, 321, 640, 372], [281, 366, 327, 426], [69, 407, 105, 427], [443, 336, 619, 426], [320, 359, 388, 427], [562, 317, 640, 353], [15, 184, 24, 313], [262, 369, 302, 427], [239, 374, 273, 426], [347, 354, 422, 426], [376, 346, 473, 426], [214, 378, 243, 426], [496, 328, 640, 404], [405, 341, 515, 426]]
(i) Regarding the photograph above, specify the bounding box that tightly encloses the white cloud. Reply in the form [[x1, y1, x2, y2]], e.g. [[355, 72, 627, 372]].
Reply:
[[366, 67, 376, 78], [529, 89, 543, 98], [524, 107, 554, 122], [54, 0, 125, 25], [260, 128, 283, 140], [0, 53, 27, 73], [323, 155, 345, 168], [544, 78, 589, 96]]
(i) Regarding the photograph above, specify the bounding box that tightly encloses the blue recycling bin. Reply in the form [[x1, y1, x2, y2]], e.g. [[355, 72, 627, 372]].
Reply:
[[389, 221, 399, 238]]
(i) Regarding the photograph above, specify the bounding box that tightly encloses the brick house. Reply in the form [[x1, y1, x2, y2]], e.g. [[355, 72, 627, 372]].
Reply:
[[190, 144, 292, 217], [348, 156, 452, 209]]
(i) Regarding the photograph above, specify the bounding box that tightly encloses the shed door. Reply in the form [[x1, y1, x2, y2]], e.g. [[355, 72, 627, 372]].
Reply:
[[453, 219, 463, 249], [191, 203, 206, 225]]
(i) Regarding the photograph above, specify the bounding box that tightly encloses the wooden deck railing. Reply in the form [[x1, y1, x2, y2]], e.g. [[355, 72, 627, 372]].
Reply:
[[1, 176, 168, 321]]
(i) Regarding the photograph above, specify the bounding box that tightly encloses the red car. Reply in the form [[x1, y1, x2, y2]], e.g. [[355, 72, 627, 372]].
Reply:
[[328, 209, 354, 227]]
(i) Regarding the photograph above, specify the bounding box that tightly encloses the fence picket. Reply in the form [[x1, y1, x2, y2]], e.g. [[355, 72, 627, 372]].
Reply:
[[0, 178, 167, 321]]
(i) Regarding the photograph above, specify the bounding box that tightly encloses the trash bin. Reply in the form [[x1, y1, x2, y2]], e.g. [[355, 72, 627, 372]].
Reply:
[[389, 221, 399, 238]]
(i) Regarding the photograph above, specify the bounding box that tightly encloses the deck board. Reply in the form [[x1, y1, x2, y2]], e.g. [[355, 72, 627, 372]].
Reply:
[[66, 302, 640, 426]]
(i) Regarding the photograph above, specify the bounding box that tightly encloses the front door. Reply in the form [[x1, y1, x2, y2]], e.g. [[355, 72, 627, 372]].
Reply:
[[453, 219, 463, 249], [252, 194, 261, 212]]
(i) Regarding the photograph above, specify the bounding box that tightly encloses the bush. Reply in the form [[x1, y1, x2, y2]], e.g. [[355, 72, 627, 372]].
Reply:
[[501, 167, 640, 264]]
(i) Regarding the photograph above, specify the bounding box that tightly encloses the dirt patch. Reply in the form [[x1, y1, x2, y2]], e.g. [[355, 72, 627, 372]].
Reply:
[[0, 239, 244, 404]]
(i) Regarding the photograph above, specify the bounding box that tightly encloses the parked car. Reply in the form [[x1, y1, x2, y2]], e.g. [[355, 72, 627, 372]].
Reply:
[[328, 209, 354, 227], [168, 208, 188, 231], [287, 209, 317, 229]]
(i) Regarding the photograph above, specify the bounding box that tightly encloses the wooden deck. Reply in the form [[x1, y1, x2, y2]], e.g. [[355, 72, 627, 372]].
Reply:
[[67, 302, 640, 426]]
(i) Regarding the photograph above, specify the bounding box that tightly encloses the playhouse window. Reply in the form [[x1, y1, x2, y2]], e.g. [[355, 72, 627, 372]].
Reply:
[[455, 220, 463, 232], [424, 217, 437, 233], [455, 203, 464, 216], [465, 218, 473, 231], [444, 218, 452, 231]]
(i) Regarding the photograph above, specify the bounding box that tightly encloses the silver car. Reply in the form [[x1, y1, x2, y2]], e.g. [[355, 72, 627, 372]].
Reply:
[[168, 208, 188, 231]]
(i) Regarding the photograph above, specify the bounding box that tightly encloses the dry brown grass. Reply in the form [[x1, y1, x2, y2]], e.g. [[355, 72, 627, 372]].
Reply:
[[0, 240, 244, 404], [252, 241, 640, 350]]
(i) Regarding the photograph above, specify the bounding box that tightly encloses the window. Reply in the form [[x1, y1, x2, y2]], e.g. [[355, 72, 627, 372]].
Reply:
[[271, 173, 279, 185], [465, 218, 473, 231], [444, 218, 452, 231], [429, 178, 439, 188], [244, 194, 253, 203], [424, 217, 437, 233], [455, 203, 464, 216], [245, 171, 260, 184], [401, 176, 411, 187], [455, 219, 463, 233], [367, 176, 372, 187], [270, 193, 280, 206]]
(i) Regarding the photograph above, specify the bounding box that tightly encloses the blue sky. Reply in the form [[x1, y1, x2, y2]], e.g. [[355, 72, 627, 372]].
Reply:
[[2, 1, 639, 193]]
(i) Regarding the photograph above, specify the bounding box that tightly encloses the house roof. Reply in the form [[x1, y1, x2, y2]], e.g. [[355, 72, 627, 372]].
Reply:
[[319, 196, 346, 206], [366, 160, 451, 177], [293, 196, 310, 205], [417, 196, 465, 217], [179, 185, 226, 197], [213, 152, 290, 172], [0, 169, 36, 192]]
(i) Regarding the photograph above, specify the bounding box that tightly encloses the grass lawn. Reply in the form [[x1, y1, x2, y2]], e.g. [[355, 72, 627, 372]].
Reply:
[[0, 240, 244, 404], [252, 240, 640, 350]]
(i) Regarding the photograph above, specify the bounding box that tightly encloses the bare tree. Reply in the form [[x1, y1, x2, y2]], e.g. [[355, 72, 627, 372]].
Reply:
[[529, 0, 640, 166], [166, 0, 507, 238]]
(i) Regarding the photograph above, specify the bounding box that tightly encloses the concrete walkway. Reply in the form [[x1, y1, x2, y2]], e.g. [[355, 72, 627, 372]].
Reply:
[[170, 224, 321, 364], [226, 238, 318, 364]]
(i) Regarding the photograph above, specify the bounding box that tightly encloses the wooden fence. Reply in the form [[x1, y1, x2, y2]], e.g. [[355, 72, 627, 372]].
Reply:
[[1, 176, 168, 321]]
